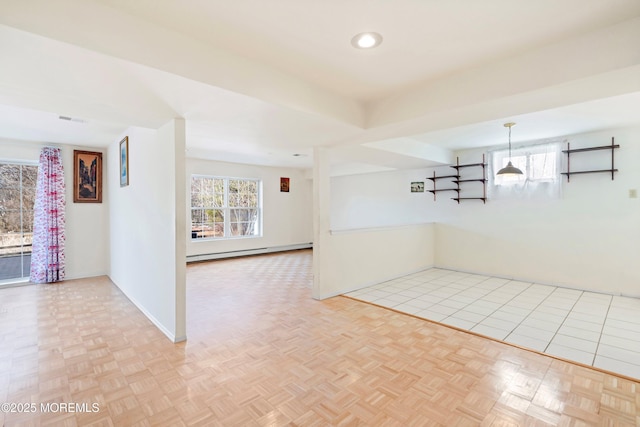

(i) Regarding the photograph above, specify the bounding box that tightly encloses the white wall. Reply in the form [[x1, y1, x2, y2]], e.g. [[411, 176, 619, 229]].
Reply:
[[108, 121, 186, 342], [186, 158, 312, 257], [331, 168, 434, 230], [330, 126, 640, 297], [62, 145, 110, 279], [313, 147, 435, 298], [316, 224, 435, 298], [433, 127, 640, 296], [0, 138, 109, 280]]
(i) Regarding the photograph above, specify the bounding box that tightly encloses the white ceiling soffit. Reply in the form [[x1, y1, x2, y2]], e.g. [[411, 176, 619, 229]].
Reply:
[[0, 1, 364, 126], [411, 91, 640, 150], [331, 144, 445, 169], [0, 104, 126, 148], [0, 23, 363, 155], [330, 162, 397, 178], [363, 138, 454, 165]]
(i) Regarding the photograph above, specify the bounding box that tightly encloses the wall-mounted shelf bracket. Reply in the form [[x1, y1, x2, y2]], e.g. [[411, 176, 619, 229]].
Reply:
[[427, 171, 460, 201], [448, 155, 487, 203], [561, 137, 619, 182]]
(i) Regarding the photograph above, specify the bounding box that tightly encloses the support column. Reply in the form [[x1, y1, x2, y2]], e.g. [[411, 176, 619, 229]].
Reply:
[[312, 146, 331, 300], [172, 118, 187, 342]]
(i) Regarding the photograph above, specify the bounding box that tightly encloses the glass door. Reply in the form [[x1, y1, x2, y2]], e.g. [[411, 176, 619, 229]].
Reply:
[[0, 162, 38, 283]]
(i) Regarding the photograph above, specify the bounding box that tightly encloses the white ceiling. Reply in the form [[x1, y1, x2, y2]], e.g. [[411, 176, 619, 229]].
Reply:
[[0, 0, 639, 174], [100, 0, 640, 100]]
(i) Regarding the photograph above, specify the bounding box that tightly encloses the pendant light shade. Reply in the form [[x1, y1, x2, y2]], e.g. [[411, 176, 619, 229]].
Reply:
[[497, 122, 523, 176], [496, 161, 522, 175]]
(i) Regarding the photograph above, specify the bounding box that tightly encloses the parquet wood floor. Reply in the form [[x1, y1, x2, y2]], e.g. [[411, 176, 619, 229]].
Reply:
[[1, 249, 638, 426]]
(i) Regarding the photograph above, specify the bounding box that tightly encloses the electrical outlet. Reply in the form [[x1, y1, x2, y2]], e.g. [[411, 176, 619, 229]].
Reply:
[[629, 189, 637, 199]]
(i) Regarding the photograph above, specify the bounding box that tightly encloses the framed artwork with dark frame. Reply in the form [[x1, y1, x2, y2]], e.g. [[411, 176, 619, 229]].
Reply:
[[280, 177, 290, 192], [119, 136, 129, 187], [73, 150, 102, 203]]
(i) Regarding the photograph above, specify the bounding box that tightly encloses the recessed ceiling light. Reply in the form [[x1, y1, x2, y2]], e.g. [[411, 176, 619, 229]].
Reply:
[[351, 32, 383, 49]]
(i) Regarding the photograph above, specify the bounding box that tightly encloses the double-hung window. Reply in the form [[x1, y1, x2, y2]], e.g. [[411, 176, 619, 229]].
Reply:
[[190, 176, 261, 240]]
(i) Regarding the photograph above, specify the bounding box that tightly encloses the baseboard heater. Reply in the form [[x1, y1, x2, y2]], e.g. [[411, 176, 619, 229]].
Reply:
[[186, 243, 313, 263]]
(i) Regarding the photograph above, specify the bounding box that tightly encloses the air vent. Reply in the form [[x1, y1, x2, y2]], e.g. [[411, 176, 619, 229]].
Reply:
[[58, 115, 86, 123]]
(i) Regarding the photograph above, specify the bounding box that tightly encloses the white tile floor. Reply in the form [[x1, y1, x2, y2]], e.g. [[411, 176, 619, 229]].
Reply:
[[344, 268, 640, 380]]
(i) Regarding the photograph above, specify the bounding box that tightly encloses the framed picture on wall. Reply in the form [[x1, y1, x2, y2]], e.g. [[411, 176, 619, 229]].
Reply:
[[280, 177, 290, 192], [120, 136, 129, 187], [73, 150, 102, 203], [411, 181, 425, 192]]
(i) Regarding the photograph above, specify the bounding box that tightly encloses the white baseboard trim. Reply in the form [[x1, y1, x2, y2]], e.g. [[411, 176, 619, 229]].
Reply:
[[187, 243, 312, 263], [0, 279, 31, 289], [108, 276, 185, 343], [63, 271, 109, 281]]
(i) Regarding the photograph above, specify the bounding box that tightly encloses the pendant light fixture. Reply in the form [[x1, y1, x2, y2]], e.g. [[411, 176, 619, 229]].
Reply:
[[497, 122, 523, 176]]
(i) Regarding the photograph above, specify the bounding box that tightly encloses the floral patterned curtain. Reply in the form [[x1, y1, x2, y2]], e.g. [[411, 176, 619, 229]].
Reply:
[[30, 147, 66, 283]]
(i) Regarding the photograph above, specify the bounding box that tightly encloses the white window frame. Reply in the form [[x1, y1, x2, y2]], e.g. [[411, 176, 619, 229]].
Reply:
[[488, 142, 562, 200], [190, 175, 262, 240], [491, 143, 560, 186]]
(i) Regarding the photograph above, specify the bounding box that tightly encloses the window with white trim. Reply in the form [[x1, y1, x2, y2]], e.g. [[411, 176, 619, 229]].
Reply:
[[489, 143, 561, 199], [190, 176, 261, 240]]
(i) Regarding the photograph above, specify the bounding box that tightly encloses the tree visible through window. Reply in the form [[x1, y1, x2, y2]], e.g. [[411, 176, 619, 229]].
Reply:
[[0, 162, 38, 281], [191, 176, 261, 239]]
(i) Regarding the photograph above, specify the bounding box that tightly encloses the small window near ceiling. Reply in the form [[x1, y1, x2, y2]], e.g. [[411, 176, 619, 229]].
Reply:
[[493, 147, 558, 186], [489, 143, 561, 199], [190, 175, 261, 240]]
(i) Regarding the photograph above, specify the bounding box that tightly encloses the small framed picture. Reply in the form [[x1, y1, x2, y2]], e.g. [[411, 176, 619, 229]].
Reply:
[[280, 177, 290, 192], [120, 136, 129, 187], [73, 150, 102, 203], [411, 181, 425, 192]]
